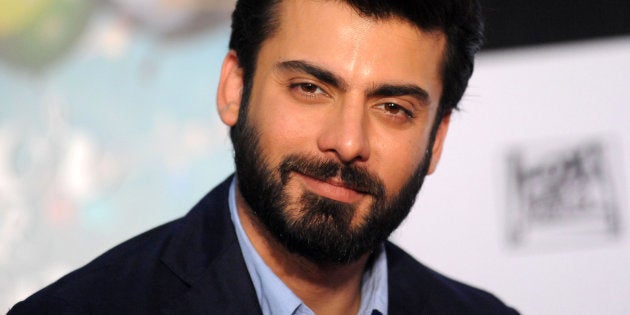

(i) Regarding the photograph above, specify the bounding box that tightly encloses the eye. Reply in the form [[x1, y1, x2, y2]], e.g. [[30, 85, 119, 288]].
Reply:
[[299, 83, 319, 94], [289, 82, 327, 98], [382, 103, 414, 118]]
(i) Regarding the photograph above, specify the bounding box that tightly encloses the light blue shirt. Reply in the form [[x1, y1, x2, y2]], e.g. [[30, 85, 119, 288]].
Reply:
[[228, 179, 388, 315]]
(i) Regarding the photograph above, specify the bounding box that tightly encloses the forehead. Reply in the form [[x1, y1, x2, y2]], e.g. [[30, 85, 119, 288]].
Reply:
[[259, 0, 447, 102]]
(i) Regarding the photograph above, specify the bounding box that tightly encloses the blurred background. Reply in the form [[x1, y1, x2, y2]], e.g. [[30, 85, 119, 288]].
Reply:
[[1, 0, 629, 313]]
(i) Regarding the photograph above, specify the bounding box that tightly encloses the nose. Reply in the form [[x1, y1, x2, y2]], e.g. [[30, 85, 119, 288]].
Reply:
[[316, 96, 370, 163]]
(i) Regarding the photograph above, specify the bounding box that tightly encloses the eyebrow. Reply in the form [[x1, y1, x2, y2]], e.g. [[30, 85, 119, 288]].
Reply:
[[276, 60, 430, 105], [277, 60, 347, 90], [367, 84, 430, 106]]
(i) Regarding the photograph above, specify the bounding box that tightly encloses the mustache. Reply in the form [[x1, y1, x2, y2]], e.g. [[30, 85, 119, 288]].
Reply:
[[279, 154, 385, 197]]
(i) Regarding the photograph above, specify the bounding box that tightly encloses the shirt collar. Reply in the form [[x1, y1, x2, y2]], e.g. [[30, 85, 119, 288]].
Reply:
[[228, 178, 388, 315]]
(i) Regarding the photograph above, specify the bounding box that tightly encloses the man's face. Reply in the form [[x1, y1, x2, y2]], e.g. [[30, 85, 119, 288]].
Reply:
[[220, 0, 449, 264]]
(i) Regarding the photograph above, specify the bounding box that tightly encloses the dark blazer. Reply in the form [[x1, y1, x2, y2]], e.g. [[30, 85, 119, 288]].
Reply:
[[10, 177, 518, 314]]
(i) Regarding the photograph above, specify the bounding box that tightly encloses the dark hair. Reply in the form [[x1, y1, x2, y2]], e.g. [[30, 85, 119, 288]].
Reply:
[[228, 0, 484, 119]]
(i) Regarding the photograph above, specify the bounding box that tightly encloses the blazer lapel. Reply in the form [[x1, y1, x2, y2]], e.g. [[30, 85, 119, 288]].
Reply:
[[161, 241, 262, 314], [159, 177, 262, 314], [386, 242, 431, 314]]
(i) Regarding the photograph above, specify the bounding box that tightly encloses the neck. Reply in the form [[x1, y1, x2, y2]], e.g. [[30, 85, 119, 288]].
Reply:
[[235, 188, 369, 315]]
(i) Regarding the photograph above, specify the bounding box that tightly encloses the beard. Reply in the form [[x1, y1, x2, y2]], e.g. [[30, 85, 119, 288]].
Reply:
[[231, 106, 435, 265]]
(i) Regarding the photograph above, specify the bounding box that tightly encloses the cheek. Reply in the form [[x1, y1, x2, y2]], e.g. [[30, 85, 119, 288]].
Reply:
[[247, 87, 320, 163], [371, 130, 428, 193]]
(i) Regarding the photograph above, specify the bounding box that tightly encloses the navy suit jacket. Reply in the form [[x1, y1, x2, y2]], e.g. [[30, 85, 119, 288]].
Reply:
[[10, 177, 518, 314]]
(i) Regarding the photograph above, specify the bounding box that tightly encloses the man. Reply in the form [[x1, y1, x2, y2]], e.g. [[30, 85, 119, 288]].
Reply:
[[10, 0, 518, 314]]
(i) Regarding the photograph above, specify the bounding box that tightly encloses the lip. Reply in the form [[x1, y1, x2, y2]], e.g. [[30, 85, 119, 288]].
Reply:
[[295, 172, 366, 204]]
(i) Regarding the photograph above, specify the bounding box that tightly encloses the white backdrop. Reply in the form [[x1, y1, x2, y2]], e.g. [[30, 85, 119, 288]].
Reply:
[[393, 37, 630, 314]]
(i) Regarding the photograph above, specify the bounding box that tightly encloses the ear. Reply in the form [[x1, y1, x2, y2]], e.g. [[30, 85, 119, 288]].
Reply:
[[426, 112, 451, 175], [217, 50, 244, 127]]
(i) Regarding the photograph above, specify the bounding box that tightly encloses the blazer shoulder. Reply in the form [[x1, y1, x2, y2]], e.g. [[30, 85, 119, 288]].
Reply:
[[9, 218, 186, 314], [386, 242, 519, 314], [9, 177, 237, 314]]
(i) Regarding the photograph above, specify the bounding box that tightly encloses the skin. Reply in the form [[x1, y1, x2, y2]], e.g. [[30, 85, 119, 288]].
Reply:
[[217, 1, 450, 314]]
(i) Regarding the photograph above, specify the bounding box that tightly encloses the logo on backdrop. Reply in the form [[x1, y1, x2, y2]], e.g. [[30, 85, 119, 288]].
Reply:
[[506, 136, 623, 250]]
